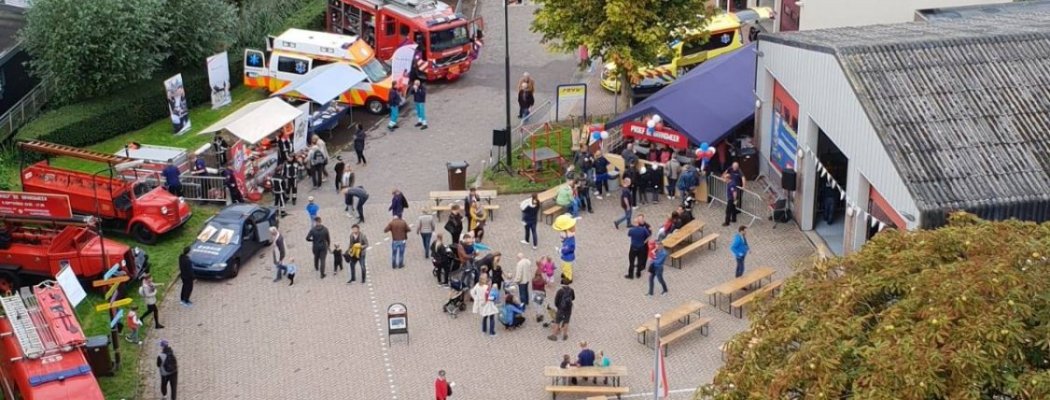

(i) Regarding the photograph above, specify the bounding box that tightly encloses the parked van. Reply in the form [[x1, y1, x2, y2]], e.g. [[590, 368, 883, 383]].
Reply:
[[244, 29, 395, 114], [601, 8, 773, 99]]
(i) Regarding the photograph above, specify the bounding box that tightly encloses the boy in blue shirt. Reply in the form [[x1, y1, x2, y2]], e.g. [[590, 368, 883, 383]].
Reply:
[[306, 196, 319, 227], [284, 258, 298, 286]]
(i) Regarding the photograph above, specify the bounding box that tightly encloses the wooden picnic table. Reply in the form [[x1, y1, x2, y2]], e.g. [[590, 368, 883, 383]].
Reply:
[[428, 190, 498, 206], [544, 366, 628, 387], [635, 299, 704, 345], [661, 219, 705, 249], [705, 267, 776, 311], [536, 183, 567, 204]]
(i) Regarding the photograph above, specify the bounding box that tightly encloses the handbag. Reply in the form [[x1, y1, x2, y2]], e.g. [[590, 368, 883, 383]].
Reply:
[[343, 251, 353, 263]]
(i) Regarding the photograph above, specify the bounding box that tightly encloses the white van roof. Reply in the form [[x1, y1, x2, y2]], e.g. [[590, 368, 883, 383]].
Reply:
[[273, 29, 360, 57]]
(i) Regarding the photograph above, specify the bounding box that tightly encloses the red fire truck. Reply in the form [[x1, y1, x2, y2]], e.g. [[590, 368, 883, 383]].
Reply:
[[326, 0, 483, 81], [19, 140, 191, 244], [0, 281, 104, 400]]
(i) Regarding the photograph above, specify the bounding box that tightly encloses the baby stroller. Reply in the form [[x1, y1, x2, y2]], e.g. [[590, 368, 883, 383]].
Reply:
[[442, 267, 477, 318]]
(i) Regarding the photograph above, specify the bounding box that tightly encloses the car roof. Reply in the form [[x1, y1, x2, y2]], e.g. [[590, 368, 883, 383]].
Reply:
[[214, 204, 258, 223]]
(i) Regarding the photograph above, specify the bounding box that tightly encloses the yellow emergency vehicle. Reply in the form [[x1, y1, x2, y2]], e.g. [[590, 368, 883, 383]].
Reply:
[[244, 29, 395, 114], [600, 8, 773, 97]]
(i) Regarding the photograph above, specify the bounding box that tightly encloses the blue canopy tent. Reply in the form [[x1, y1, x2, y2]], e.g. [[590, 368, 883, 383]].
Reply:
[[606, 43, 758, 146]]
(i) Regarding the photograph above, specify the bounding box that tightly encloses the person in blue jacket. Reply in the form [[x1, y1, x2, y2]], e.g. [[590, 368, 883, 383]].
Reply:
[[409, 80, 428, 130], [730, 225, 750, 277], [647, 241, 668, 296], [500, 293, 526, 329]]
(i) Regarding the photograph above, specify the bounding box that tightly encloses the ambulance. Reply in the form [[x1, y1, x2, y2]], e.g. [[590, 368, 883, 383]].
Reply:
[[244, 29, 395, 114], [600, 8, 773, 99]]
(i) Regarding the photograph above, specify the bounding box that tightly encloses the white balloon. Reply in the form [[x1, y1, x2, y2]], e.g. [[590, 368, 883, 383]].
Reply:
[[600, 130, 609, 139], [647, 120, 656, 128], [640, 166, 647, 174], [652, 115, 662, 123]]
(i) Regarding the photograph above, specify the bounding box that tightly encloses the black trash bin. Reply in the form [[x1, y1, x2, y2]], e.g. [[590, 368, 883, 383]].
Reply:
[[84, 335, 114, 376], [446, 161, 469, 191]]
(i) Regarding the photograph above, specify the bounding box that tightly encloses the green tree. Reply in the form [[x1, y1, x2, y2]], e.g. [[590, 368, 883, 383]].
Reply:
[[165, 0, 238, 66], [700, 213, 1050, 400], [531, 0, 710, 105], [20, 0, 169, 102]]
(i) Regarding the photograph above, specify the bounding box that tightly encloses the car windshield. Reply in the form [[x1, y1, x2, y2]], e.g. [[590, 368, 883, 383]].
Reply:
[[197, 223, 239, 245], [362, 59, 390, 82], [429, 25, 470, 52], [132, 182, 153, 199]]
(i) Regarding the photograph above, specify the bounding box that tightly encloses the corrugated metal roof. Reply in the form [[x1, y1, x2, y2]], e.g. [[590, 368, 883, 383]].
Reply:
[[761, 13, 1050, 227]]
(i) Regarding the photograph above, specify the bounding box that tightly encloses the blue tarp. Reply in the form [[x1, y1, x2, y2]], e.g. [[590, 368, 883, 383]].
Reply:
[[606, 43, 758, 145]]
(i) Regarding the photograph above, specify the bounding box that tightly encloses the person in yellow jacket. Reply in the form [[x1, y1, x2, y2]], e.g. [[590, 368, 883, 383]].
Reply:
[[345, 224, 369, 284], [470, 203, 487, 242]]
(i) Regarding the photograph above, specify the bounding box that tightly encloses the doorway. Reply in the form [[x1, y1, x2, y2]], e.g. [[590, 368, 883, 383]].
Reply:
[[812, 128, 848, 255]]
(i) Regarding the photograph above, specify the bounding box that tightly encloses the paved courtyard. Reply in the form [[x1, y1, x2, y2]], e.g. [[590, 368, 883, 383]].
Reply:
[[136, 2, 815, 399]]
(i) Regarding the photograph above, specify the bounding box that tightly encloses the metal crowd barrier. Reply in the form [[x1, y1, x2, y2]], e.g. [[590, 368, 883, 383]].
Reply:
[[180, 175, 229, 204], [706, 174, 771, 227]]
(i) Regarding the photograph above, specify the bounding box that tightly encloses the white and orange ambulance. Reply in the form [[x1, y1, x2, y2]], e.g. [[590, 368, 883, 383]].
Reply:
[[244, 29, 396, 114]]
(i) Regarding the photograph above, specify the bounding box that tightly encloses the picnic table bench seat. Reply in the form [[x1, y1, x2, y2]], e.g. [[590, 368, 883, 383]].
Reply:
[[546, 385, 629, 400], [729, 278, 785, 318], [669, 233, 719, 268]]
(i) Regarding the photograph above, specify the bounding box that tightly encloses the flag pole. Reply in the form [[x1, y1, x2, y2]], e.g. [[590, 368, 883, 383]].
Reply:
[[654, 313, 661, 400]]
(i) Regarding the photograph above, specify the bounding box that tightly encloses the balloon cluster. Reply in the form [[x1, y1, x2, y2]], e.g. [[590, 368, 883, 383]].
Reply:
[[646, 114, 663, 135], [588, 126, 609, 144], [695, 142, 717, 160]]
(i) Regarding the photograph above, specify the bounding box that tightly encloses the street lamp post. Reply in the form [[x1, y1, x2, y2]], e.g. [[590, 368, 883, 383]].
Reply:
[[503, 0, 512, 173]]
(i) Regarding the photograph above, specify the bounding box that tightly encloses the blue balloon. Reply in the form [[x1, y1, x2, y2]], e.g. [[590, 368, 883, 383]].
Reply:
[[699, 142, 710, 152]]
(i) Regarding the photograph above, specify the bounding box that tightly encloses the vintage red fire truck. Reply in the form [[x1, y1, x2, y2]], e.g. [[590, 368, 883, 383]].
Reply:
[[19, 140, 191, 244], [326, 0, 483, 81], [0, 281, 104, 400]]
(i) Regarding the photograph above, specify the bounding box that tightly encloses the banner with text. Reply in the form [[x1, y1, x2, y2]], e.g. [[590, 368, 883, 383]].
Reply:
[[0, 191, 72, 219], [622, 121, 688, 149]]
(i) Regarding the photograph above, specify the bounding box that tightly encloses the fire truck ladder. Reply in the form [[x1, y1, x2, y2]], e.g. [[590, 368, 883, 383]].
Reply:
[[19, 140, 132, 165], [0, 293, 45, 359]]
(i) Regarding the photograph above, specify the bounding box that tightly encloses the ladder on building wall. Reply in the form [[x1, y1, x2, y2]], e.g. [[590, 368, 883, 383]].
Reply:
[[0, 294, 45, 359]]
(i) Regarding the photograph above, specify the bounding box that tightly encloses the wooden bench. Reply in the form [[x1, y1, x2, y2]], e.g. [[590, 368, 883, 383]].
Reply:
[[545, 386, 629, 400], [635, 299, 704, 345], [587, 397, 610, 400], [537, 183, 567, 204], [661, 220, 704, 250], [659, 317, 711, 355], [431, 204, 454, 219], [482, 204, 500, 221], [428, 190, 498, 206], [669, 233, 719, 269], [542, 205, 564, 224], [703, 266, 775, 312], [729, 278, 784, 318]]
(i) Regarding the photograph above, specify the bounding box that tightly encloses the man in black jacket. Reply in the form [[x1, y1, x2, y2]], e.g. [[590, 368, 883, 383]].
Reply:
[[178, 247, 194, 307], [306, 217, 331, 279], [271, 227, 287, 282]]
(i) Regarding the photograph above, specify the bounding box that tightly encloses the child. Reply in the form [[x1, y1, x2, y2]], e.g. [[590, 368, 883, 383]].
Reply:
[[125, 308, 143, 345], [531, 269, 548, 323], [332, 244, 344, 274], [598, 350, 612, 384], [538, 256, 556, 284], [559, 354, 572, 369], [285, 258, 298, 286], [306, 196, 319, 227]]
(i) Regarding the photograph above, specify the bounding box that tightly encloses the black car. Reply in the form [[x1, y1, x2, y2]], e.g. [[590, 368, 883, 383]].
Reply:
[[188, 204, 278, 278]]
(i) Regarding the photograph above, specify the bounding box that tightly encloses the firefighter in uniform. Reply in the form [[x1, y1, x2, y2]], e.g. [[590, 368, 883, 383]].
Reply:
[[270, 171, 288, 217], [223, 166, 244, 204], [277, 134, 293, 165], [283, 159, 301, 206]]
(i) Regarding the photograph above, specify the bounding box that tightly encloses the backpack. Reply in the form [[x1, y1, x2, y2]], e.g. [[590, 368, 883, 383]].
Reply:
[[161, 352, 177, 374], [310, 149, 326, 166]]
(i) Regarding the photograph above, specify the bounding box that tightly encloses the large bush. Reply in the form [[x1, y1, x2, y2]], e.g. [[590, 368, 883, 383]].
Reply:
[[20, 0, 169, 103], [166, 0, 238, 67], [701, 213, 1050, 400]]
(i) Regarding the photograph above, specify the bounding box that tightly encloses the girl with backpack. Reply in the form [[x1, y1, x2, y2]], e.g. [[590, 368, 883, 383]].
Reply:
[[157, 341, 178, 400]]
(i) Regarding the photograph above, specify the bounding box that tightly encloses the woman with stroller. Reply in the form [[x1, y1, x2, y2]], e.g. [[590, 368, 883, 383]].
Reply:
[[471, 274, 499, 337], [500, 293, 526, 329], [431, 233, 453, 286]]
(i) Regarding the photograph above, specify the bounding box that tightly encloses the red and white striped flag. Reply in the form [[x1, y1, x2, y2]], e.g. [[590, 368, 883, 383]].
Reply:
[[652, 343, 670, 398]]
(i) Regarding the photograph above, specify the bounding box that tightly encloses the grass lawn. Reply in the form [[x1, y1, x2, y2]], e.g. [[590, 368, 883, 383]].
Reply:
[[0, 85, 270, 399], [480, 125, 576, 194]]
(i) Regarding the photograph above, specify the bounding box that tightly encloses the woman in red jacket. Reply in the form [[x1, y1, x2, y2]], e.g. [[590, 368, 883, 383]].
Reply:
[[434, 370, 452, 400]]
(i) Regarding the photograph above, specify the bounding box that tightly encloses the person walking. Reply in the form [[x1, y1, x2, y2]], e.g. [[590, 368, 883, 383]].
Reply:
[[162, 159, 182, 197], [410, 80, 428, 129], [731, 225, 750, 278], [471, 274, 499, 336], [346, 224, 369, 283], [306, 216, 331, 279], [306, 196, 320, 227], [666, 156, 681, 199], [547, 281, 575, 341], [285, 259, 298, 286], [626, 215, 651, 279], [389, 189, 408, 219], [445, 204, 464, 245], [307, 141, 326, 188], [344, 186, 369, 224], [435, 370, 452, 400], [388, 84, 403, 131], [313, 135, 331, 180], [333, 156, 346, 191], [270, 171, 287, 218], [385, 215, 411, 269], [613, 178, 634, 229], [138, 274, 164, 329], [511, 253, 534, 310], [178, 247, 193, 307], [575, 177, 593, 214], [157, 340, 178, 400], [353, 124, 367, 165], [723, 181, 739, 227], [416, 208, 436, 258], [593, 151, 610, 198], [520, 194, 539, 249], [647, 241, 669, 296], [431, 233, 453, 286], [271, 227, 287, 282], [517, 81, 535, 119]]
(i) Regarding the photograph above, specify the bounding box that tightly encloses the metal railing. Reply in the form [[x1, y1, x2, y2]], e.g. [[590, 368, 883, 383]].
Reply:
[[181, 175, 230, 204], [706, 174, 772, 227], [0, 83, 50, 142]]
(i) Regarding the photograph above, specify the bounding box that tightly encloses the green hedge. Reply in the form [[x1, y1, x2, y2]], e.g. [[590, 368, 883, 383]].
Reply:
[[16, 70, 212, 147]]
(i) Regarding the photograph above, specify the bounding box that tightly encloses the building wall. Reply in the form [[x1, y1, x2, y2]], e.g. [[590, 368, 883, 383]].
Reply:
[[0, 49, 38, 116], [779, 0, 1010, 31], [755, 41, 922, 249]]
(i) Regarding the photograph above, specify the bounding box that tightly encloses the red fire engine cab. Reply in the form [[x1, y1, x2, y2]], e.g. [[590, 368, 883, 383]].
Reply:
[[327, 0, 483, 81], [0, 281, 104, 400]]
